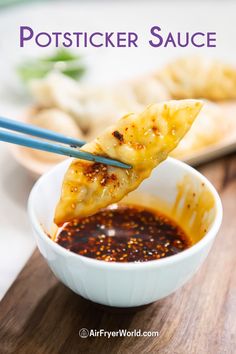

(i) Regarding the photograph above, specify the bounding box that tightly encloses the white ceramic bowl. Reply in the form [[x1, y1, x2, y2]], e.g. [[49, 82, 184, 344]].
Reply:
[[28, 158, 222, 308]]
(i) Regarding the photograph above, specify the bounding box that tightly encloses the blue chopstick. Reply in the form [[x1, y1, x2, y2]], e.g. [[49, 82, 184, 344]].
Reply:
[[0, 116, 85, 147], [0, 118, 132, 169]]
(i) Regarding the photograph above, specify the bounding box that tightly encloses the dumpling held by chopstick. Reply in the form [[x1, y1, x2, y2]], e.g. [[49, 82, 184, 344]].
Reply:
[[54, 99, 203, 225]]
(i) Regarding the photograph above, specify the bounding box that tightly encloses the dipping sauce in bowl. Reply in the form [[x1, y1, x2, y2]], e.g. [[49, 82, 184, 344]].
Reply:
[[56, 204, 191, 262], [29, 158, 222, 307]]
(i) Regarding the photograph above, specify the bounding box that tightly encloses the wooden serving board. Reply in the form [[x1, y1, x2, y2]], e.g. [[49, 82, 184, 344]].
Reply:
[[0, 154, 236, 354]]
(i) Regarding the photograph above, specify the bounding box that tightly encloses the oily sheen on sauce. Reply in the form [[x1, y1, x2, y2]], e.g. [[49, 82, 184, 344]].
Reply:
[[56, 204, 191, 262]]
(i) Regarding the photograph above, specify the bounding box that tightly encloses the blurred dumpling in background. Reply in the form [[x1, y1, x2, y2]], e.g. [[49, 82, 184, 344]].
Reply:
[[130, 75, 170, 105], [171, 102, 231, 158], [30, 71, 170, 139], [157, 56, 236, 101], [26, 56, 236, 170], [29, 108, 83, 162], [30, 74, 90, 133]]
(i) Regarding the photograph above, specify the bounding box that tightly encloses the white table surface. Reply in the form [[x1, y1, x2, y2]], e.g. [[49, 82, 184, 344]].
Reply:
[[0, 0, 235, 300]]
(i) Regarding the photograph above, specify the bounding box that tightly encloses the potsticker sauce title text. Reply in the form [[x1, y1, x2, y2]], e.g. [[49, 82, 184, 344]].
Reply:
[[20, 26, 216, 48]]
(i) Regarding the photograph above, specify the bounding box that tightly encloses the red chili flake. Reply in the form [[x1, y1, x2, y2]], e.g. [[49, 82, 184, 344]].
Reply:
[[112, 131, 124, 142]]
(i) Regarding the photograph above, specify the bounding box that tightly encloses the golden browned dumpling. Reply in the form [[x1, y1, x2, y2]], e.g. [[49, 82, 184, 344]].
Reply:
[[54, 100, 202, 225], [157, 57, 236, 101]]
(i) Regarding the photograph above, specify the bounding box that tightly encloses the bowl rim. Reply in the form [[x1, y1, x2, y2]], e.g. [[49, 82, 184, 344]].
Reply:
[[28, 157, 223, 270]]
